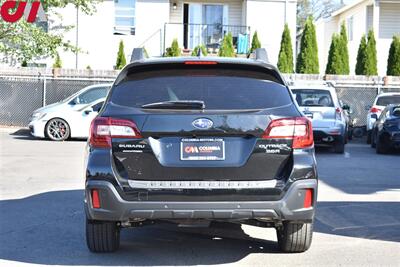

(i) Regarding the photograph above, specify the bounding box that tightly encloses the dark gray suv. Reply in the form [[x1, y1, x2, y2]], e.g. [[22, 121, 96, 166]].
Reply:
[[84, 50, 318, 253]]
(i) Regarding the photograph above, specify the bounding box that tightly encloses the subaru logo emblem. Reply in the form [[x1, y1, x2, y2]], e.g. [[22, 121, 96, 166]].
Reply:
[[192, 118, 213, 130]]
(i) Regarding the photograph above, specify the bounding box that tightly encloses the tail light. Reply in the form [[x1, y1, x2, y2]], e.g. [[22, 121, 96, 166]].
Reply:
[[262, 117, 314, 149], [89, 117, 142, 148], [370, 106, 381, 113], [303, 189, 313, 208], [335, 107, 342, 121]]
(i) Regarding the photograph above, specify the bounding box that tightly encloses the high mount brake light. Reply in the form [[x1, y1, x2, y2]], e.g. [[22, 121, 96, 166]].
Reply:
[[370, 106, 381, 113], [89, 117, 142, 148], [262, 117, 314, 149], [184, 61, 218, 65]]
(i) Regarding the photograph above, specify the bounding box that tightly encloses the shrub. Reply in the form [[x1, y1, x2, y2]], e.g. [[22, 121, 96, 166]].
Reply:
[[387, 35, 400, 76], [191, 45, 208, 56], [325, 34, 342, 74], [365, 30, 378, 75], [218, 32, 235, 57], [277, 24, 294, 73], [339, 22, 350, 74], [53, 53, 62, 68], [296, 17, 319, 74], [355, 35, 367, 75], [249, 31, 261, 53], [115, 40, 126, 70], [165, 39, 181, 57]]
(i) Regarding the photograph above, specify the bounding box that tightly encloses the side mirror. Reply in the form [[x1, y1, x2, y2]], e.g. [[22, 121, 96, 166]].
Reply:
[[342, 104, 350, 111], [84, 108, 93, 115], [371, 114, 378, 120], [365, 105, 371, 111]]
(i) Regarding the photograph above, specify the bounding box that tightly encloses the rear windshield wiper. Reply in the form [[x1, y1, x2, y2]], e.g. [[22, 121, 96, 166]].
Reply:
[[141, 100, 205, 110]]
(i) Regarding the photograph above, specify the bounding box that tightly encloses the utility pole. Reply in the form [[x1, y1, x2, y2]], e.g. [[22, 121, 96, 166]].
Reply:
[[75, 5, 79, 69]]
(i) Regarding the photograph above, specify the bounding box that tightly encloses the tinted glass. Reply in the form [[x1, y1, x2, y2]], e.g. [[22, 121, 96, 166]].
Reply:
[[391, 106, 400, 117], [78, 87, 108, 104], [92, 101, 104, 112], [110, 70, 292, 110], [376, 96, 400, 106], [291, 89, 334, 107]]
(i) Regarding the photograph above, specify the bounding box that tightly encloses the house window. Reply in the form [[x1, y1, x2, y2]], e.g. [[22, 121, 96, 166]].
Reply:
[[347, 16, 353, 41], [114, 0, 136, 35]]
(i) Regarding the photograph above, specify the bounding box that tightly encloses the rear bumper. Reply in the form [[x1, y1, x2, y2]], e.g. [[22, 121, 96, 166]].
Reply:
[[85, 179, 317, 222], [313, 129, 344, 145]]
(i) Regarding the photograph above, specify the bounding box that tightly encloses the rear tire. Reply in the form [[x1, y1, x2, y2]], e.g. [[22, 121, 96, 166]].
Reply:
[[86, 219, 120, 253], [333, 139, 345, 154], [376, 135, 390, 154], [277, 222, 313, 253], [366, 131, 372, 144], [371, 131, 376, 148]]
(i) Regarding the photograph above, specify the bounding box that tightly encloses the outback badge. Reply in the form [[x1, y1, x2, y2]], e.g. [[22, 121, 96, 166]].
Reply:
[[192, 118, 213, 130]]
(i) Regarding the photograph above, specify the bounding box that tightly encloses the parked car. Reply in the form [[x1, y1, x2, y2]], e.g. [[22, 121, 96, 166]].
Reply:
[[366, 92, 400, 144], [290, 85, 350, 153], [371, 104, 400, 154], [29, 84, 111, 140], [84, 49, 317, 253]]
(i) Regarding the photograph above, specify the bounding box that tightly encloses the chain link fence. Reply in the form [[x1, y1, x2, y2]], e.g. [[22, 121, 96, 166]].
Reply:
[[0, 76, 114, 126], [0, 74, 400, 127]]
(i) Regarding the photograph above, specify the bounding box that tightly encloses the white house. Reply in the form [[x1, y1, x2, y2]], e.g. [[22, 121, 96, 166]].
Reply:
[[315, 0, 400, 76], [47, 0, 297, 70]]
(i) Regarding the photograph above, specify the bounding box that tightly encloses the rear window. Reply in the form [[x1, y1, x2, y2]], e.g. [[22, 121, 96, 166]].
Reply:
[[376, 95, 400, 106], [110, 68, 292, 110], [291, 89, 334, 107]]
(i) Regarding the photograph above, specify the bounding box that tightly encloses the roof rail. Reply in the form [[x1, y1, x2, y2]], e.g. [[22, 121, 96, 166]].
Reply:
[[255, 48, 269, 63], [130, 48, 146, 62]]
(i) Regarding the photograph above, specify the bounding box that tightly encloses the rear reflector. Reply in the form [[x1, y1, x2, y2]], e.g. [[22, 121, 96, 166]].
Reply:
[[184, 61, 217, 65], [263, 117, 314, 149], [91, 189, 101, 209], [89, 117, 142, 148], [303, 189, 313, 208]]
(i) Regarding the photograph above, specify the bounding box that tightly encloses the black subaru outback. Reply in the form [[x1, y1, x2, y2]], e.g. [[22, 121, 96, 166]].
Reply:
[[84, 49, 318, 253]]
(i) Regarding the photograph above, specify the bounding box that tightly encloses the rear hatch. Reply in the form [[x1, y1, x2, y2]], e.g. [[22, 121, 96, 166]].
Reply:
[[100, 62, 302, 183], [291, 88, 337, 128]]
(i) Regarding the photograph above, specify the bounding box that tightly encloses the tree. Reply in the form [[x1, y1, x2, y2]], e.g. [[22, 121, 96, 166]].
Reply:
[[355, 35, 367, 75], [277, 24, 294, 73], [218, 32, 235, 57], [297, 0, 343, 33], [191, 45, 208, 56], [53, 53, 62, 68], [249, 31, 261, 53], [339, 22, 350, 74], [387, 35, 400, 76], [0, 0, 101, 65], [365, 30, 378, 75], [165, 39, 181, 57], [115, 40, 126, 70], [325, 34, 342, 74], [296, 17, 319, 74]]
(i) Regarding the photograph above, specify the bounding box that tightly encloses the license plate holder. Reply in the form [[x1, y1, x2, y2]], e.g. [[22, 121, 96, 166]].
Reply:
[[180, 138, 225, 161]]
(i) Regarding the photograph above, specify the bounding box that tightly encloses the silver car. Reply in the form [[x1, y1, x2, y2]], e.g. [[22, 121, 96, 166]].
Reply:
[[290, 84, 349, 153]]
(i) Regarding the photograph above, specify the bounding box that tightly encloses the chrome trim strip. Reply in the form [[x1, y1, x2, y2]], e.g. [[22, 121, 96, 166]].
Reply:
[[128, 180, 277, 189]]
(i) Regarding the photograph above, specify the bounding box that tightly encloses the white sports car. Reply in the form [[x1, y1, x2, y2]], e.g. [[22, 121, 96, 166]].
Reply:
[[29, 84, 111, 141]]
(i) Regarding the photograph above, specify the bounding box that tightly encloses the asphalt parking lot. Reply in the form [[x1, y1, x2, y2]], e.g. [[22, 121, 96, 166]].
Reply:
[[0, 128, 399, 267]]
